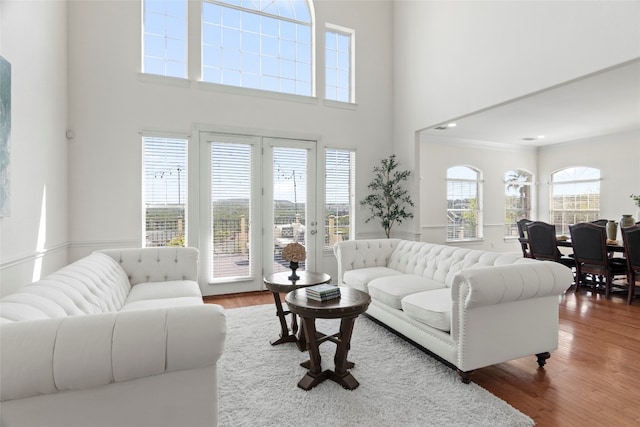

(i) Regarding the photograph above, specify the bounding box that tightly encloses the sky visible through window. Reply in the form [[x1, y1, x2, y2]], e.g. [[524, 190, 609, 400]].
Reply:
[[201, 1, 312, 95], [144, 0, 315, 96], [325, 30, 351, 102]]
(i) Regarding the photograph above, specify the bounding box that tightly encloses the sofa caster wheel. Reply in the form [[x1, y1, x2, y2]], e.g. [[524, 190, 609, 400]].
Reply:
[[536, 352, 551, 368], [457, 370, 473, 384]]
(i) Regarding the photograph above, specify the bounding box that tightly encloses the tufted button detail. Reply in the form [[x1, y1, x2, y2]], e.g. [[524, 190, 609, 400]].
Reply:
[[146, 275, 150, 281], [164, 275, 168, 281]]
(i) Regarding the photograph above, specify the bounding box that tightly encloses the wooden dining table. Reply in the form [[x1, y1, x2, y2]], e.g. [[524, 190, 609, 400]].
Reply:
[[555, 238, 625, 253]]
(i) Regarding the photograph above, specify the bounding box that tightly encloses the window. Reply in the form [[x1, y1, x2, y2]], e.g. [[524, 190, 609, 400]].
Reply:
[[325, 148, 355, 249], [325, 25, 353, 103], [504, 169, 533, 237], [447, 166, 482, 241], [551, 167, 601, 236], [201, 0, 312, 95], [211, 141, 253, 280], [143, 137, 188, 247], [143, 0, 187, 78]]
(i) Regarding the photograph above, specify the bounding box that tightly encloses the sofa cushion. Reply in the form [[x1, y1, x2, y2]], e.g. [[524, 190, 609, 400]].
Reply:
[[121, 297, 204, 311], [368, 275, 446, 310], [401, 288, 452, 332], [342, 267, 401, 293], [125, 280, 202, 304]]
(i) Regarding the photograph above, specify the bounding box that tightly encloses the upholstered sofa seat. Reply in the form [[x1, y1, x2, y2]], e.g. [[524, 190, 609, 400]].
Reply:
[[334, 239, 573, 382], [0, 247, 226, 427]]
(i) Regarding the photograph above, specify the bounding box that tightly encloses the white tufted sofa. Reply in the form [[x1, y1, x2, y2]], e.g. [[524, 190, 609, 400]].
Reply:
[[334, 239, 573, 382], [0, 247, 226, 427]]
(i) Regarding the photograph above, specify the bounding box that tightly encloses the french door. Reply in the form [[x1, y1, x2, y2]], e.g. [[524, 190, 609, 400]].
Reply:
[[199, 133, 317, 294]]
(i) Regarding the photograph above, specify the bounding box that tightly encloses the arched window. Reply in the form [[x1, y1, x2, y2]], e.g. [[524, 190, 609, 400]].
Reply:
[[551, 167, 601, 235], [504, 169, 533, 237], [201, 0, 313, 95], [447, 166, 482, 241]]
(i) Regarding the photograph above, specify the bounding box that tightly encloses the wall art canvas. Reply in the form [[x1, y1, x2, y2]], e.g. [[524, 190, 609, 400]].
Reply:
[[0, 56, 10, 217]]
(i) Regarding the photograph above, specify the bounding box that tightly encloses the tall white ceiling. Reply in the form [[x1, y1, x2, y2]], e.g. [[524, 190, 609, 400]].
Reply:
[[421, 59, 640, 147]]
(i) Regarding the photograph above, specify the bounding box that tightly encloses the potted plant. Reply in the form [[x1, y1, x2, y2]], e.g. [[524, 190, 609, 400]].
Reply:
[[361, 155, 414, 238]]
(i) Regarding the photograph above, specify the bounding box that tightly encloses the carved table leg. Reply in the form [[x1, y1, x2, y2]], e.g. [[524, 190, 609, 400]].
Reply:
[[297, 317, 329, 390], [327, 315, 360, 390], [269, 292, 297, 346]]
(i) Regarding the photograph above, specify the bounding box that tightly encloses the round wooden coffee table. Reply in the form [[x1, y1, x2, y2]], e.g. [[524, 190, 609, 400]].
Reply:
[[263, 271, 331, 351], [285, 286, 371, 390]]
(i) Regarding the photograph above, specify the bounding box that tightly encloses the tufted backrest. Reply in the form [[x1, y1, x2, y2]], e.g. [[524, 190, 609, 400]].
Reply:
[[386, 240, 534, 287], [98, 247, 199, 285], [0, 253, 131, 323]]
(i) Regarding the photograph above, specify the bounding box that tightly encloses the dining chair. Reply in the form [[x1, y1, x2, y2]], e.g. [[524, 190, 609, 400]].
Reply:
[[621, 224, 640, 305], [516, 218, 532, 258], [569, 222, 628, 299], [590, 219, 609, 227], [525, 221, 575, 269]]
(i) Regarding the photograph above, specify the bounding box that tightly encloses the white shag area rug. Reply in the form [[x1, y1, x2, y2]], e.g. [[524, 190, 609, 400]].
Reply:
[[218, 304, 534, 427]]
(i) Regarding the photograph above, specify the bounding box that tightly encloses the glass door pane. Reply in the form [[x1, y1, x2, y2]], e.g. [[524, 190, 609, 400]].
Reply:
[[272, 146, 308, 273], [210, 141, 255, 281], [265, 138, 317, 275]]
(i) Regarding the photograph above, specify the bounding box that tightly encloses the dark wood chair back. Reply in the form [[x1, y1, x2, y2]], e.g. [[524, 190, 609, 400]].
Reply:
[[526, 221, 561, 262], [517, 218, 532, 258], [570, 222, 627, 299], [569, 222, 608, 267], [621, 224, 640, 304], [591, 219, 609, 227]]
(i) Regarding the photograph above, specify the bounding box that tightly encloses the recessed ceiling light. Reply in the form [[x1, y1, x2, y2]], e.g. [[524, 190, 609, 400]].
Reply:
[[537, 135, 545, 139], [447, 123, 457, 127]]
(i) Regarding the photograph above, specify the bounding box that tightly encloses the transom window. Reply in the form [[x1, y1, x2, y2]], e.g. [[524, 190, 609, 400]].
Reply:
[[551, 167, 601, 236], [447, 166, 482, 241], [201, 0, 312, 95], [325, 25, 354, 103], [504, 169, 533, 237], [143, 0, 188, 78]]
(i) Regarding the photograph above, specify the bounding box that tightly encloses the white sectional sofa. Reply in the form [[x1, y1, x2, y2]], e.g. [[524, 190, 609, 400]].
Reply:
[[334, 239, 573, 383], [0, 247, 226, 427]]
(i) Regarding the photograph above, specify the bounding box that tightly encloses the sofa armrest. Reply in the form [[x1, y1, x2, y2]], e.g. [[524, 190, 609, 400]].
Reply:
[[333, 239, 400, 284], [98, 247, 199, 285], [451, 261, 573, 309], [0, 304, 226, 401]]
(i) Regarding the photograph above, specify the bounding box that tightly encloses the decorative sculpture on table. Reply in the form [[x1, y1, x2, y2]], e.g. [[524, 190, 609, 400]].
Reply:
[[282, 242, 306, 281]]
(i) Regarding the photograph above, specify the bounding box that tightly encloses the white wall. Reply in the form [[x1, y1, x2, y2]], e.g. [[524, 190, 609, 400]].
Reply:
[[393, 0, 640, 235], [0, 0, 69, 296], [66, 0, 394, 288], [537, 130, 640, 229], [419, 136, 537, 253]]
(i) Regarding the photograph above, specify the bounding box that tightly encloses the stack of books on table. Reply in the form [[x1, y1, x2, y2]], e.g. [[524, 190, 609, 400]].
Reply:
[[306, 284, 341, 302]]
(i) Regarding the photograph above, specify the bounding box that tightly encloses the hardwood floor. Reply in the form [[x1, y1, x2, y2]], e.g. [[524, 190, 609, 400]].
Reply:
[[205, 288, 640, 427]]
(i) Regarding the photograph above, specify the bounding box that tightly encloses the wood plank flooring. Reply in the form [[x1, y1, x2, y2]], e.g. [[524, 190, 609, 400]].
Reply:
[[205, 288, 640, 427]]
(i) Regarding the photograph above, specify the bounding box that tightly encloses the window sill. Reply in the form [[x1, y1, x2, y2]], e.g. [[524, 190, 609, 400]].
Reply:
[[323, 99, 358, 110], [446, 239, 484, 245], [138, 73, 191, 88], [197, 80, 318, 105]]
